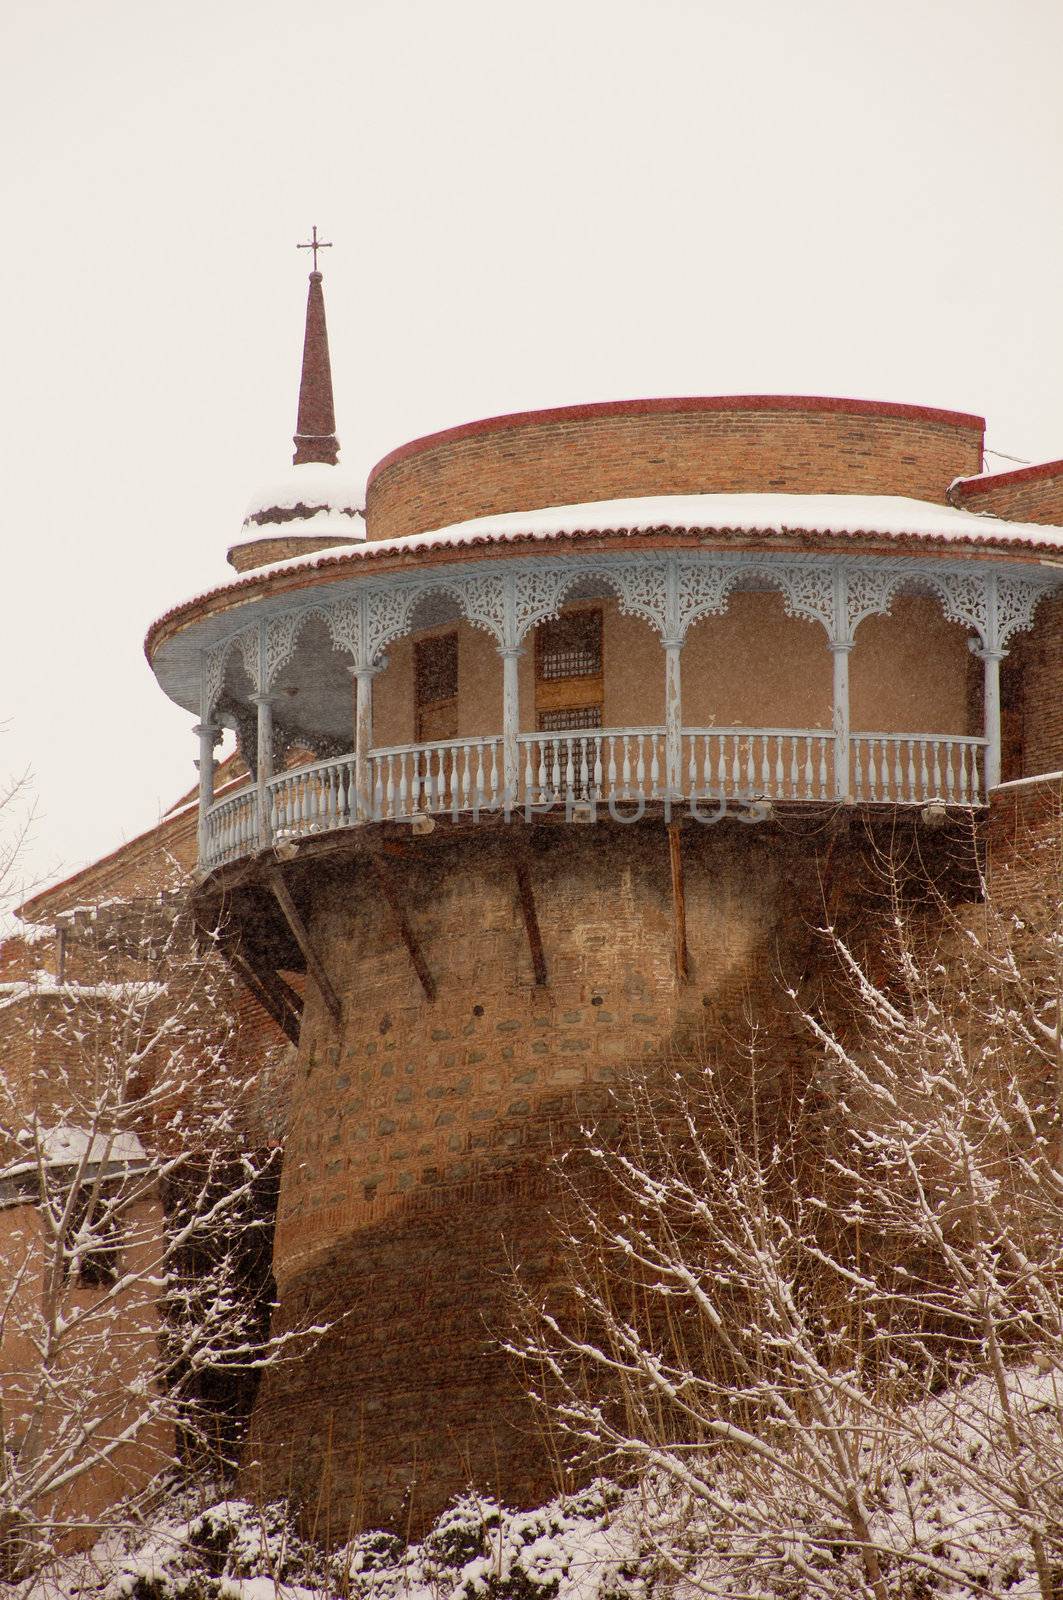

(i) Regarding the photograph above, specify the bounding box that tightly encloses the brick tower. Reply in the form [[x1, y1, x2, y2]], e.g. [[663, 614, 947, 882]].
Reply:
[[145, 251, 1063, 1532]]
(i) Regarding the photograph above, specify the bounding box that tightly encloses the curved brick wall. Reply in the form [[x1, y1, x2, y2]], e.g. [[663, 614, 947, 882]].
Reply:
[[246, 821, 834, 1534], [1018, 594, 1063, 778], [365, 398, 985, 541]]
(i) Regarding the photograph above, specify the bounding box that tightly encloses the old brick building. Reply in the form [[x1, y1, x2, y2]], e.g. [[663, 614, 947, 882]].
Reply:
[[0, 761, 292, 1557], [17, 251, 1063, 1537]]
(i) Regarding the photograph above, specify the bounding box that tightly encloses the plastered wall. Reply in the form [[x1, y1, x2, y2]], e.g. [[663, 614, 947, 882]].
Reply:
[[367, 595, 976, 749]]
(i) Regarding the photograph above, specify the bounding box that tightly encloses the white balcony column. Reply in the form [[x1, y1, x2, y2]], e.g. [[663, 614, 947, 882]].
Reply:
[[975, 569, 1004, 794], [251, 693, 275, 846], [830, 644, 853, 802], [663, 637, 684, 797], [193, 721, 218, 864], [828, 568, 853, 802], [660, 557, 685, 800], [981, 649, 1004, 792], [501, 648, 522, 801], [351, 663, 379, 821]]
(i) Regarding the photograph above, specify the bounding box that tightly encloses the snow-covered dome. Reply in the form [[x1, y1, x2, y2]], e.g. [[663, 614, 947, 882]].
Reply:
[[242, 462, 366, 539]]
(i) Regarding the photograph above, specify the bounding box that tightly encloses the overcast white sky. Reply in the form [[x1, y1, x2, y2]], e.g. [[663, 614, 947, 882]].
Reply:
[[2, 0, 1062, 907]]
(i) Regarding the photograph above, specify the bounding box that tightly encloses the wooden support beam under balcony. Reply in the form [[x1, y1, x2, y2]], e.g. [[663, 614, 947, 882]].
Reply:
[[513, 849, 548, 987], [372, 858, 437, 1002], [668, 822, 689, 982], [211, 926, 304, 1046], [268, 869, 343, 1026]]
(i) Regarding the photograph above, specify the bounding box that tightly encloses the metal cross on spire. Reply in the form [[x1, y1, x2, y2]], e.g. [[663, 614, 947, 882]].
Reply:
[[297, 225, 332, 272]]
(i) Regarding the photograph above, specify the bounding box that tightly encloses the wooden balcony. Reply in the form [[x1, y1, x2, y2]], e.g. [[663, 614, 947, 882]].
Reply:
[[200, 725, 988, 872]]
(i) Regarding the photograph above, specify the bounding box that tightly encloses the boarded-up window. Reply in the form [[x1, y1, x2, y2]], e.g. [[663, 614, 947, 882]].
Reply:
[[415, 633, 458, 743]]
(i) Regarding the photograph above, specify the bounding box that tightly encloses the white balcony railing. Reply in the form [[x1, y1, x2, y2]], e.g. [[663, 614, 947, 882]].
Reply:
[[203, 786, 259, 868], [520, 728, 666, 804], [270, 752, 360, 837], [200, 726, 989, 871], [370, 737, 506, 819], [684, 728, 835, 802], [851, 732, 985, 805]]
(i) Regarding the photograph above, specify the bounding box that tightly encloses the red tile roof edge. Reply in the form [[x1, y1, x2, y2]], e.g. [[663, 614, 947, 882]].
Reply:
[[144, 517, 1059, 665]]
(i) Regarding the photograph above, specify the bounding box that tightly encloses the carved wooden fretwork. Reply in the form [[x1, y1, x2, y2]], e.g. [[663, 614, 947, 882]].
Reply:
[[200, 552, 1063, 710], [997, 573, 1057, 651], [204, 623, 259, 715], [232, 624, 259, 694], [203, 641, 229, 719], [674, 561, 735, 638], [608, 559, 671, 635], [365, 587, 422, 664], [926, 571, 990, 644], [320, 596, 362, 660], [264, 613, 303, 689], [512, 568, 577, 645], [773, 565, 836, 634], [454, 573, 509, 646], [844, 566, 907, 640]]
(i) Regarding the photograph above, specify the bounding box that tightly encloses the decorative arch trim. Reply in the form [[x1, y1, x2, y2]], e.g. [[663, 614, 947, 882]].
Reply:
[[201, 554, 1063, 712]]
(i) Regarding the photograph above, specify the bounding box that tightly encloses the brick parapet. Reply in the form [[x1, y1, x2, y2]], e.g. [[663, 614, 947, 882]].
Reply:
[[950, 460, 1063, 525], [365, 398, 985, 541]]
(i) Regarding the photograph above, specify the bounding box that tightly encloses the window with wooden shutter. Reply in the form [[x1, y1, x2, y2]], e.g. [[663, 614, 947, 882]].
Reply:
[[538, 705, 602, 732], [535, 608, 604, 730]]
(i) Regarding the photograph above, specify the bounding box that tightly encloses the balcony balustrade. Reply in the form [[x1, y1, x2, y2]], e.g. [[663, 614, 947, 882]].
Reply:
[[851, 732, 984, 806], [200, 725, 988, 872], [189, 548, 1053, 874]]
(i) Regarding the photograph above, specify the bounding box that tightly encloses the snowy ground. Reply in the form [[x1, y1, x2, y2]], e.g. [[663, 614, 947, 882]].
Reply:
[[18, 1365, 1063, 1600], [25, 1482, 645, 1600]]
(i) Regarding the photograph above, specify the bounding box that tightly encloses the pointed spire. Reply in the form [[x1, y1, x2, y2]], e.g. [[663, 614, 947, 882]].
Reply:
[[293, 237, 339, 465]]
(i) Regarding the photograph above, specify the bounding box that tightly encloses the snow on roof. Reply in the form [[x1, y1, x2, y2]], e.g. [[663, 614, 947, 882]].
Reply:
[[246, 508, 364, 541], [408, 490, 1063, 549], [950, 457, 1063, 496], [235, 491, 1063, 583], [1, 1126, 148, 1184], [0, 977, 163, 1011], [3, 920, 56, 946], [146, 491, 1063, 681], [41, 1125, 147, 1166], [243, 463, 366, 526]]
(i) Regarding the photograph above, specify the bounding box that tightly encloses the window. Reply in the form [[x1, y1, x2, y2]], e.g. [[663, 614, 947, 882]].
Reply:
[[536, 609, 602, 681], [415, 633, 458, 743], [535, 607, 604, 732], [63, 1188, 120, 1288], [538, 705, 602, 733]]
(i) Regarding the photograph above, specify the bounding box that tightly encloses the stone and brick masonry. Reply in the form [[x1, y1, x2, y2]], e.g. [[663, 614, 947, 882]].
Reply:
[[366, 397, 984, 541], [245, 815, 900, 1534]]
